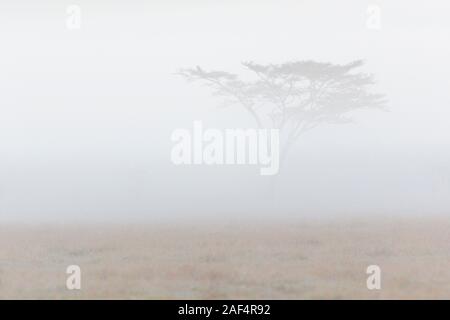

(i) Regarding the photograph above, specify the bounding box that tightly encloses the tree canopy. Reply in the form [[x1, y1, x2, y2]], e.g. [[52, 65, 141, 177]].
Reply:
[[179, 60, 386, 164]]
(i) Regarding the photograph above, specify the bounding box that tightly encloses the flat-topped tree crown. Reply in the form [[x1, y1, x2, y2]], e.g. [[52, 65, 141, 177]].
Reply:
[[179, 60, 386, 165]]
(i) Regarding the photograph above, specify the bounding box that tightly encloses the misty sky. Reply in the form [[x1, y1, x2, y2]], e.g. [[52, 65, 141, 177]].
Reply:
[[0, 0, 449, 222]]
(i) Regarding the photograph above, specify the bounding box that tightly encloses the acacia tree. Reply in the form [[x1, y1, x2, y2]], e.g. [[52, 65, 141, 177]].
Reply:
[[179, 60, 386, 166]]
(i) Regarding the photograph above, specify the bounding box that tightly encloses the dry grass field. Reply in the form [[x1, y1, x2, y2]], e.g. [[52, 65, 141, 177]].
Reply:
[[0, 216, 449, 299]]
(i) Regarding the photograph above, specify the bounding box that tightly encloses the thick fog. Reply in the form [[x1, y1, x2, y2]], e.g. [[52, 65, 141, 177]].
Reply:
[[1, 1, 449, 222]]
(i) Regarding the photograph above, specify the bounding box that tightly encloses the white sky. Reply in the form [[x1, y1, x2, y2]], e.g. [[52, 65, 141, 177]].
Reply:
[[0, 1, 449, 222]]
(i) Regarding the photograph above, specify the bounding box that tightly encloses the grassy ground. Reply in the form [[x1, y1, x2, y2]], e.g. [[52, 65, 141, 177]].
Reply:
[[0, 216, 449, 299]]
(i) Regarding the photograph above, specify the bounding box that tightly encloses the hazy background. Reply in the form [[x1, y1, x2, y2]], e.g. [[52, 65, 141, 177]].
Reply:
[[1, 0, 449, 222]]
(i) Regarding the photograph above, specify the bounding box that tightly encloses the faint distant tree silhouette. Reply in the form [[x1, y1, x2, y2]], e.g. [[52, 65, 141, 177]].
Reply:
[[178, 60, 386, 166]]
